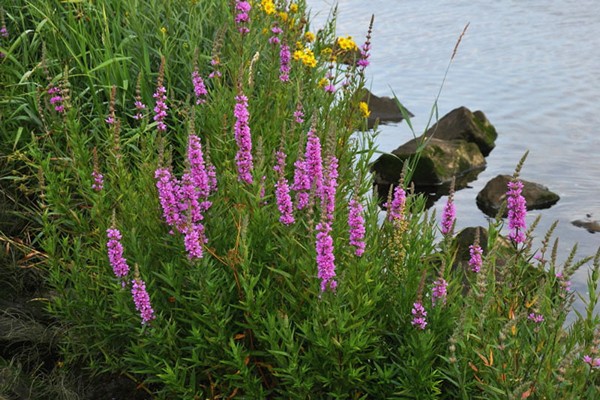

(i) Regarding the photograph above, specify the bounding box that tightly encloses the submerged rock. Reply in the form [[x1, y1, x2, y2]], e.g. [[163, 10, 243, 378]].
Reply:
[[476, 175, 560, 217], [572, 219, 600, 233]]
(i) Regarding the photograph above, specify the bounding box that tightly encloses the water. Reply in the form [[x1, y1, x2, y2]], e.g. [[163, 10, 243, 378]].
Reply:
[[307, 0, 600, 310]]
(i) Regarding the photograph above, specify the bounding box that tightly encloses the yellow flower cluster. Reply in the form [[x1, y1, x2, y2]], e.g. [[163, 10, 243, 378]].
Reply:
[[359, 101, 371, 118], [304, 31, 315, 43], [293, 48, 317, 68], [261, 0, 276, 15], [337, 36, 358, 51], [289, 3, 299, 13]]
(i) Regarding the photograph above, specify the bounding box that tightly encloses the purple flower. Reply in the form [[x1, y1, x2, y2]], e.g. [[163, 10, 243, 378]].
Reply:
[[153, 85, 168, 131], [293, 104, 304, 124], [131, 277, 155, 325], [292, 129, 323, 210], [324, 83, 336, 93], [192, 69, 207, 105], [583, 355, 600, 368], [279, 43, 291, 82], [233, 93, 254, 184], [440, 194, 456, 235], [556, 272, 572, 293], [48, 86, 64, 113], [468, 244, 483, 273], [507, 179, 527, 243], [133, 100, 146, 120], [269, 26, 283, 45], [348, 197, 366, 256], [105, 116, 115, 125], [92, 170, 104, 191], [431, 278, 448, 307], [274, 150, 295, 225], [316, 221, 336, 292], [411, 302, 427, 330], [0, 25, 8, 38], [188, 134, 213, 201], [208, 58, 222, 79], [106, 228, 130, 283], [183, 223, 206, 259], [235, 0, 251, 35], [527, 313, 544, 323], [155, 167, 185, 231], [386, 186, 406, 222]]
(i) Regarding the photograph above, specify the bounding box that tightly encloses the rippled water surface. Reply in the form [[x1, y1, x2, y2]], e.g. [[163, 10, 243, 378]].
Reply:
[[308, 0, 600, 304]]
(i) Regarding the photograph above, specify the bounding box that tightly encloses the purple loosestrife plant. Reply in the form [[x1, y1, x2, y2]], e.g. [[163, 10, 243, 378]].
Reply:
[[269, 25, 283, 44], [192, 68, 208, 105], [293, 103, 304, 124], [527, 313, 544, 323], [235, 0, 251, 35], [440, 191, 456, 236], [155, 167, 185, 232], [316, 221, 336, 293], [106, 228, 130, 285], [48, 86, 64, 113], [507, 179, 527, 244], [131, 267, 155, 325], [583, 355, 600, 369], [431, 278, 448, 307], [386, 185, 406, 222], [279, 43, 291, 82], [92, 170, 104, 192], [294, 129, 324, 207], [357, 15, 374, 72], [233, 93, 254, 184], [469, 244, 483, 273], [153, 85, 168, 132], [411, 302, 427, 330], [348, 197, 366, 256], [274, 150, 295, 225]]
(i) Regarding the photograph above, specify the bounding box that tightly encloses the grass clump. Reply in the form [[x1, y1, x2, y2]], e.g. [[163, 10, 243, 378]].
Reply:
[[1, 1, 600, 398]]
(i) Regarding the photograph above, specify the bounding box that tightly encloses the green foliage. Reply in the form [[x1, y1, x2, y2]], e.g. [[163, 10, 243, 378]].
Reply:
[[1, 0, 600, 398]]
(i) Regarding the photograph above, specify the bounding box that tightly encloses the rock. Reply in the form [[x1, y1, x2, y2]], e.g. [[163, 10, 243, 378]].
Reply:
[[572, 219, 600, 233], [371, 137, 486, 195], [476, 175, 560, 217], [423, 107, 497, 156], [360, 89, 413, 129]]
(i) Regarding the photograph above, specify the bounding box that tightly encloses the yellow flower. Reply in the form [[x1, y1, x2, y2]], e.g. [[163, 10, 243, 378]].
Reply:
[[160, 27, 167, 35], [290, 3, 299, 13], [278, 11, 289, 22], [359, 102, 371, 118], [337, 36, 358, 51], [293, 49, 304, 61], [304, 31, 315, 43], [301, 49, 317, 67], [261, 0, 276, 15], [295, 41, 304, 50], [318, 78, 328, 88]]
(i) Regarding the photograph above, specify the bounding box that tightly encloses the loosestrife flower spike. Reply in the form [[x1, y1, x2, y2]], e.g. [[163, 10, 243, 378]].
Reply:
[[386, 185, 406, 222], [316, 221, 336, 293], [440, 192, 456, 235], [431, 278, 448, 307], [293, 103, 304, 124], [235, 0, 251, 35], [348, 197, 366, 256], [192, 68, 208, 105], [153, 85, 168, 131], [279, 43, 291, 82], [92, 170, 104, 192], [507, 179, 527, 243], [469, 243, 483, 273], [320, 155, 338, 223], [411, 302, 427, 330], [106, 228, 130, 284], [131, 267, 155, 325], [233, 93, 254, 183], [274, 150, 295, 225]]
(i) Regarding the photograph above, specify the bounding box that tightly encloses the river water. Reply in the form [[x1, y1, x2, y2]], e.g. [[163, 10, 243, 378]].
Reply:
[[307, 0, 600, 311]]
